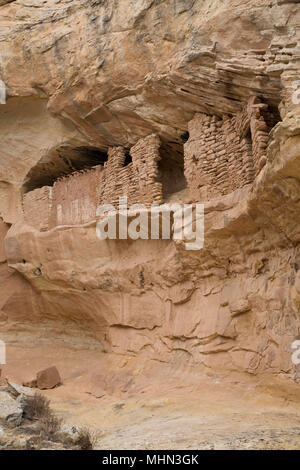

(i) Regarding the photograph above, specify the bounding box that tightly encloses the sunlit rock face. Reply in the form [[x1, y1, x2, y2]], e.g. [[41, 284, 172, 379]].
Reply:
[[0, 0, 300, 382]]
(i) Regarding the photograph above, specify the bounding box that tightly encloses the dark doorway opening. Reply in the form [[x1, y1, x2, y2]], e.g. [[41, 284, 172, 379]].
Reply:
[[158, 142, 187, 202]]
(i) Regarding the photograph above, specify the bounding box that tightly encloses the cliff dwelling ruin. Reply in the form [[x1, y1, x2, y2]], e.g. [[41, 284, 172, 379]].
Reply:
[[22, 97, 279, 232], [2, 0, 300, 451]]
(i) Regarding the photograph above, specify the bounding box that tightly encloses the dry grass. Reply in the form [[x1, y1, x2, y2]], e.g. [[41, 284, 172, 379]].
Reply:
[[23, 393, 51, 421], [74, 427, 99, 450], [38, 414, 63, 439], [23, 393, 62, 441], [18, 393, 100, 450]]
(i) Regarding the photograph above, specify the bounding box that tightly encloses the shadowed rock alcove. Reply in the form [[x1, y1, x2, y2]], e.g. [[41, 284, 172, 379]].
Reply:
[[22, 145, 108, 194]]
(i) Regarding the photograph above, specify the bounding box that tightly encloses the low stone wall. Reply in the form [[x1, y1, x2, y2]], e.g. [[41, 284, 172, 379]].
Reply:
[[50, 166, 102, 227]]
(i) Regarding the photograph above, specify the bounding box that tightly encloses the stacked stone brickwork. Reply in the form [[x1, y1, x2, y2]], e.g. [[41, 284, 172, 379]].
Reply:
[[235, 96, 271, 175], [22, 134, 163, 229], [130, 134, 163, 207], [98, 134, 163, 208], [22, 100, 275, 229], [50, 166, 102, 227], [184, 97, 273, 201], [97, 147, 138, 207]]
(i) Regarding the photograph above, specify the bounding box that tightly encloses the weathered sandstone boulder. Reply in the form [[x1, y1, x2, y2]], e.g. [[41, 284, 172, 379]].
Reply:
[[23, 367, 61, 390], [0, 391, 23, 426], [36, 367, 61, 390]]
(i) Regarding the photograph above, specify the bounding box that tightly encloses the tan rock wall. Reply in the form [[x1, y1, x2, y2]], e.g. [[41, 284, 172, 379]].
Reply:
[[1, 0, 300, 388], [23, 186, 52, 232]]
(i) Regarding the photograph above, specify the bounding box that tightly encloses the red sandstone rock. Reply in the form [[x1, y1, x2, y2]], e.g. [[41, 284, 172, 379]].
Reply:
[[36, 367, 61, 390]]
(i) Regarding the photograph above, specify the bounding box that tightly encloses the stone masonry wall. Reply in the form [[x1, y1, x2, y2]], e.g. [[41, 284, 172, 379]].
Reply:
[[22, 101, 275, 229], [235, 96, 270, 175], [184, 97, 272, 201], [130, 134, 163, 207], [97, 147, 139, 207], [50, 166, 102, 227], [98, 134, 163, 208], [23, 134, 163, 229]]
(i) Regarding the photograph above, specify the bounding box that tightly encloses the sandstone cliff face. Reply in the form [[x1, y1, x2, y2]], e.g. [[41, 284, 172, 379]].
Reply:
[[0, 0, 300, 382]]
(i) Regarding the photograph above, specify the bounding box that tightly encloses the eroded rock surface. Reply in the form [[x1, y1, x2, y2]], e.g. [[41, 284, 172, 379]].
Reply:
[[0, 0, 300, 387]]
